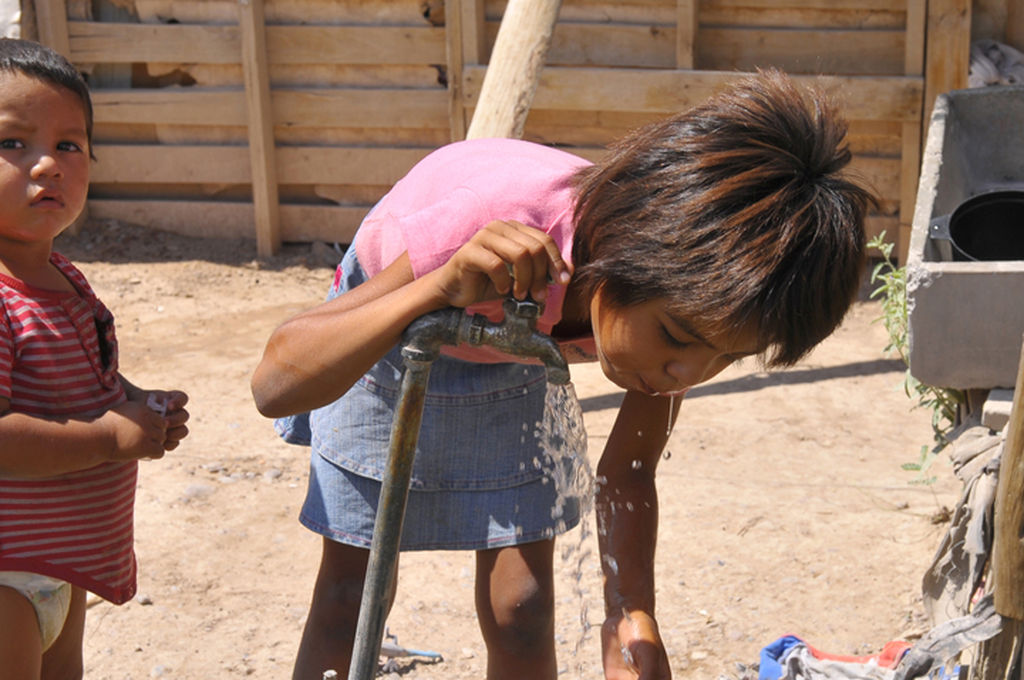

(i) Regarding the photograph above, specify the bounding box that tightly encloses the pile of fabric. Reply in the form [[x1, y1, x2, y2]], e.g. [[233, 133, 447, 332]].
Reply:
[[754, 424, 1009, 679], [969, 39, 1024, 88]]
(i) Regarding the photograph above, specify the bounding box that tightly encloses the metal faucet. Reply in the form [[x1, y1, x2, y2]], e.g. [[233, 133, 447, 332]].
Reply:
[[347, 296, 570, 680], [401, 296, 570, 384]]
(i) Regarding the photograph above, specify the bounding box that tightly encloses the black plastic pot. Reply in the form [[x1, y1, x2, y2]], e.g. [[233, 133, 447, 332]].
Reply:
[[929, 190, 1024, 261]]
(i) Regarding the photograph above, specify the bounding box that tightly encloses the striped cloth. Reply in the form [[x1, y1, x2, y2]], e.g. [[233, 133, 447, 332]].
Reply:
[[0, 252, 137, 604]]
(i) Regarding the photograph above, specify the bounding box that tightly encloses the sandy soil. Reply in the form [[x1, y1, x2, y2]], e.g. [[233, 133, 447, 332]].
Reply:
[[53, 218, 962, 680]]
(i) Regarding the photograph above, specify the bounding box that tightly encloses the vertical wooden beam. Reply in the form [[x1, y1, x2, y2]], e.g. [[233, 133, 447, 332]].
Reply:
[[923, 0, 971, 148], [676, 0, 698, 70], [898, 121, 921, 263], [33, 0, 87, 233], [905, 0, 926, 75], [446, 0, 468, 141], [1009, 0, 1024, 52], [994, 338, 1024, 619], [32, 0, 70, 59], [461, 0, 486, 66], [898, 0, 927, 263], [238, 0, 281, 258], [465, 0, 562, 140]]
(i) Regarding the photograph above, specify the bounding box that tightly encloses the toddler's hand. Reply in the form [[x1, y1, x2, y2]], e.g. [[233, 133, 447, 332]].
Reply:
[[100, 400, 169, 462], [143, 389, 191, 451], [433, 220, 572, 308]]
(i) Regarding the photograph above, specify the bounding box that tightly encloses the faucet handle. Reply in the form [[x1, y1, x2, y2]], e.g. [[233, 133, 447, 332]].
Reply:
[[504, 295, 542, 322]]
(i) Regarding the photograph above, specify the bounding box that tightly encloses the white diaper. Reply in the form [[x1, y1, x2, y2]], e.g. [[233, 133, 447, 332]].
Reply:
[[0, 571, 72, 651]]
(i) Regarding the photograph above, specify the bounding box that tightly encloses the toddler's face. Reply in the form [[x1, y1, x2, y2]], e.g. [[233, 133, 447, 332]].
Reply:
[[589, 290, 760, 396], [0, 71, 90, 246]]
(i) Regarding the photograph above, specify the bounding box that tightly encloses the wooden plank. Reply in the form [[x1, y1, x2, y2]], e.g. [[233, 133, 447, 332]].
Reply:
[[467, 0, 563, 139], [697, 27, 905, 75], [91, 88, 449, 129], [68, 22, 240, 63], [676, 0, 697, 69], [266, 25, 446, 65], [87, 199, 367, 244], [1010, 0, 1024, 54], [239, 0, 281, 257], [541, 22, 675, 68], [461, 0, 487, 65], [705, 0, 902, 9], [485, 23, 909, 73], [464, 67, 924, 122], [700, 6, 903, 29], [864, 214, 898, 244], [277, 89, 450, 128], [92, 90, 247, 125], [897, 120, 922, 263], [90, 145, 431, 186], [33, 0, 70, 59], [923, 0, 971, 145], [66, 22, 447, 66], [446, 0, 469, 140], [905, 0, 926, 75], [86, 197, 897, 249]]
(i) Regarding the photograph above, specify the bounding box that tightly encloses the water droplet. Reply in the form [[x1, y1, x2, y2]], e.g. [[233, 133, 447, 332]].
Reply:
[[663, 450, 672, 460], [666, 394, 675, 436], [625, 502, 634, 512], [536, 382, 594, 662], [630, 459, 642, 470]]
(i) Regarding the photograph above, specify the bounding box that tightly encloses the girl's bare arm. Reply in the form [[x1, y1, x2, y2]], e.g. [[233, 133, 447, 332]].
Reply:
[[250, 221, 572, 418], [597, 390, 680, 679], [250, 252, 438, 418]]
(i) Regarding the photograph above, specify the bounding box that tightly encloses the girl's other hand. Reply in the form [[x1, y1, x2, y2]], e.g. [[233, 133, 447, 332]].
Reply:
[[432, 220, 572, 308], [601, 610, 672, 679]]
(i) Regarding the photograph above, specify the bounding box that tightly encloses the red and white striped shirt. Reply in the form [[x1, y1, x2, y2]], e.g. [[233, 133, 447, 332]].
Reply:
[[0, 252, 137, 604]]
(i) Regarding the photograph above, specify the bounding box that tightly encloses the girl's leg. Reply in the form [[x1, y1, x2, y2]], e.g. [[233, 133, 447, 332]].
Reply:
[[0, 584, 43, 680], [40, 585, 85, 680], [475, 540, 557, 680], [293, 538, 395, 680]]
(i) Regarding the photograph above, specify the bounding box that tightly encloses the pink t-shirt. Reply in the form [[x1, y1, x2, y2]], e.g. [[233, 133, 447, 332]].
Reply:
[[353, 138, 597, 364]]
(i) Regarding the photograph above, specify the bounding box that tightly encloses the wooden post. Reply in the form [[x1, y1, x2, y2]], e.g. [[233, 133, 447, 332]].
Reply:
[[445, 0, 468, 141], [923, 0, 971, 149], [238, 0, 281, 258], [994, 336, 1024, 619], [32, 0, 70, 59], [465, 0, 562, 140], [675, 0, 697, 70]]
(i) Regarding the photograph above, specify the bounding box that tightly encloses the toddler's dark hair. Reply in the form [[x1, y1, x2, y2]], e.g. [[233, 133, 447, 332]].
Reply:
[[0, 38, 94, 149], [571, 68, 874, 367]]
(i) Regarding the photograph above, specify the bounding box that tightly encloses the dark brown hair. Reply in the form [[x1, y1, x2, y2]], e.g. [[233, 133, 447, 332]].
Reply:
[[0, 38, 94, 151], [571, 68, 874, 367]]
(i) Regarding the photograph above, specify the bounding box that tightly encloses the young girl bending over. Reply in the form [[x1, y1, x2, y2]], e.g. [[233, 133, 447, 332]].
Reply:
[[0, 38, 190, 680], [252, 69, 873, 680]]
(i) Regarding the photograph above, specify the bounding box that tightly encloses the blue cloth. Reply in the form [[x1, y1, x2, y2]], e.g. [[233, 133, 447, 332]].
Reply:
[[760, 635, 805, 680]]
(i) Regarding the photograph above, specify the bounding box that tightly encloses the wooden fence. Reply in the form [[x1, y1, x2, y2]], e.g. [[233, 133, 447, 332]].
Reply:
[[29, 0, 971, 258]]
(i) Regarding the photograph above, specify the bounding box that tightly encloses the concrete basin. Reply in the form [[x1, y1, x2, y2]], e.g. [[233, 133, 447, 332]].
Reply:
[[907, 85, 1024, 390]]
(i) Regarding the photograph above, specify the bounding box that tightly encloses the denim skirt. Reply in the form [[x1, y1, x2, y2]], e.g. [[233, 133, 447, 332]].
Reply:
[[294, 246, 582, 551]]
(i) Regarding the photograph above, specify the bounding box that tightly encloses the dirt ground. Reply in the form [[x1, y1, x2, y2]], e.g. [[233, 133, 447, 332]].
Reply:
[[54, 218, 962, 680]]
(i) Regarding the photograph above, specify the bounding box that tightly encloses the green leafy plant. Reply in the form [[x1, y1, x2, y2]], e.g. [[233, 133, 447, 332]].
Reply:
[[867, 232, 964, 484]]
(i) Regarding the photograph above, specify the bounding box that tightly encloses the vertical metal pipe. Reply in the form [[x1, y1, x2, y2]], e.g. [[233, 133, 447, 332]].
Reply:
[[347, 351, 434, 680]]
